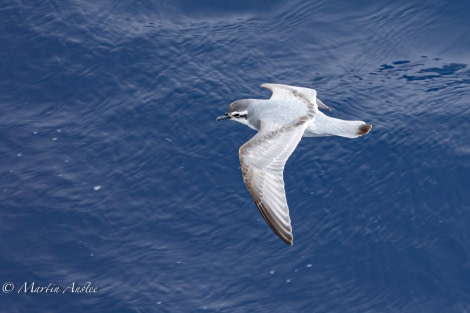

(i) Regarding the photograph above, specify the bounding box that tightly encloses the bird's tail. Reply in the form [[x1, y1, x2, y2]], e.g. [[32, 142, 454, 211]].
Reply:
[[305, 111, 372, 138]]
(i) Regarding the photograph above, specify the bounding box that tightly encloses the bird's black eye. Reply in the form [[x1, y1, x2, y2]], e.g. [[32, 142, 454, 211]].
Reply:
[[233, 113, 240, 118]]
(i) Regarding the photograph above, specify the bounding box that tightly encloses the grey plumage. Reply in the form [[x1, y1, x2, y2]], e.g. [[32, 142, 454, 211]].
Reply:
[[217, 83, 372, 245]]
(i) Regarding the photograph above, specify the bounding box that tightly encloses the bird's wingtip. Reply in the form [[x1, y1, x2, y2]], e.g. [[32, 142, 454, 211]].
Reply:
[[282, 236, 293, 246]]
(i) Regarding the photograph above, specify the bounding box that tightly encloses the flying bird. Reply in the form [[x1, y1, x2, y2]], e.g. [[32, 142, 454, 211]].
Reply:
[[217, 83, 372, 245]]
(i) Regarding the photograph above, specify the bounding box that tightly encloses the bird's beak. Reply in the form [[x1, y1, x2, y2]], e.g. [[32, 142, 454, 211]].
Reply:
[[216, 113, 230, 122]]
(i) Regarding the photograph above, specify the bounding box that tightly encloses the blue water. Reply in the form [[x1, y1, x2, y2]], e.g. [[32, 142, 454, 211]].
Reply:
[[1, 0, 470, 312]]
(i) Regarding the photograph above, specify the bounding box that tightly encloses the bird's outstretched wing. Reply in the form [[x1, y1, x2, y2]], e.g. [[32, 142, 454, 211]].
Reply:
[[239, 120, 309, 246], [261, 83, 331, 111]]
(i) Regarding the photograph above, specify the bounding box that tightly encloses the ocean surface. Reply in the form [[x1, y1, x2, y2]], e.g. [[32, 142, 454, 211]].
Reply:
[[1, 0, 470, 312]]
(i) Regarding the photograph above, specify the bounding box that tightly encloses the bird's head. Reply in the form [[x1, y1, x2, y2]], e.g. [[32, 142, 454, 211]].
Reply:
[[216, 100, 250, 125]]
